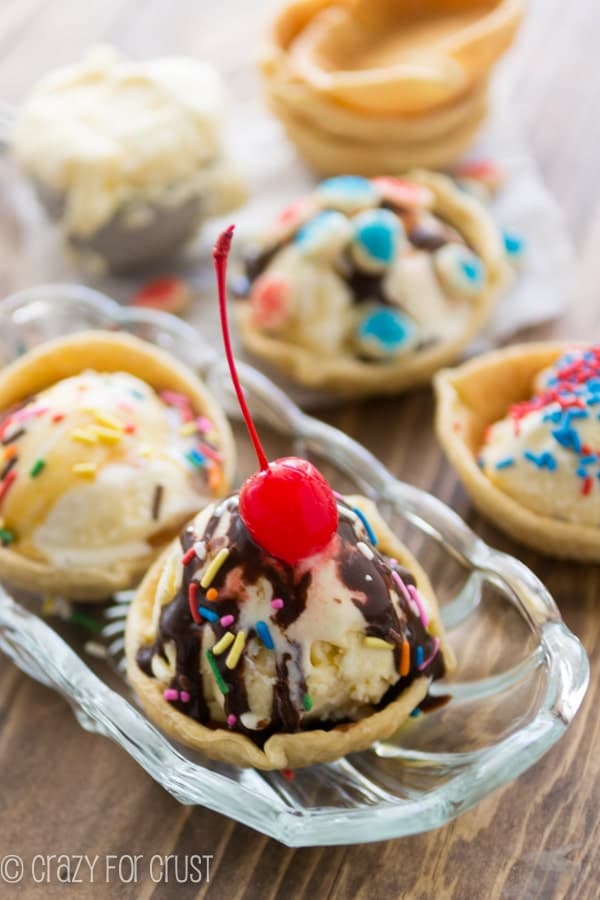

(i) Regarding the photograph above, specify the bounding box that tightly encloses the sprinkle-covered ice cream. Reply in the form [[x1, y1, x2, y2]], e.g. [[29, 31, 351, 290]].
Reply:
[[479, 346, 600, 525], [0, 371, 226, 568], [135, 494, 444, 740]]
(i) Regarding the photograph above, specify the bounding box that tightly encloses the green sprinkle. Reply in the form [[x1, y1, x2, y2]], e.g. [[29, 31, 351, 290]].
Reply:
[[303, 694, 313, 712], [0, 528, 15, 546], [30, 459, 46, 478], [68, 612, 103, 634], [206, 649, 230, 695]]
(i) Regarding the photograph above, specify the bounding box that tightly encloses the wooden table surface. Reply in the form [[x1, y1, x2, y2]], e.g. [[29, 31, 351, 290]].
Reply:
[[0, 1, 599, 897]]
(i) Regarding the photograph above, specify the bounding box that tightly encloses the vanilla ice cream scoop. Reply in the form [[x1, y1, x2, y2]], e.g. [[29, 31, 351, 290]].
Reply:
[[130, 493, 445, 753], [479, 347, 600, 526], [0, 331, 234, 598], [11, 47, 246, 271]]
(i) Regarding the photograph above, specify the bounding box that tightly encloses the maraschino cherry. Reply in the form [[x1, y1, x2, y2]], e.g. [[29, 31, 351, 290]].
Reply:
[[213, 225, 338, 564]]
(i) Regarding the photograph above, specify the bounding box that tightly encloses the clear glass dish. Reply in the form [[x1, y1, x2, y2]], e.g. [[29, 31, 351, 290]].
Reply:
[[0, 284, 589, 847]]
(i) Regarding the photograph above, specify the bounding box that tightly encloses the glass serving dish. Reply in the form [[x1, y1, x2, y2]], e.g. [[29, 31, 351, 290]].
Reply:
[[0, 285, 589, 847]]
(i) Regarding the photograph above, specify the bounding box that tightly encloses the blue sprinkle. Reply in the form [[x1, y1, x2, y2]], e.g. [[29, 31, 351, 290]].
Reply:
[[495, 457, 515, 470], [130, 389, 145, 400], [543, 409, 562, 423], [186, 448, 207, 468], [579, 455, 597, 465], [410, 707, 421, 718], [588, 378, 600, 391], [524, 450, 543, 468], [586, 395, 600, 406], [565, 408, 589, 421], [256, 620, 275, 650], [576, 468, 588, 478], [199, 606, 218, 622], [352, 507, 378, 546], [503, 231, 526, 258], [415, 646, 424, 668], [541, 452, 558, 471], [552, 427, 581, 453]]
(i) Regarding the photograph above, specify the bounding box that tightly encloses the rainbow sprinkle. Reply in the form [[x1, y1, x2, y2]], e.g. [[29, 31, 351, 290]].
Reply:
[[213, 632, 235, 655], [226, 714, 237, 727], [29, 458, 46, 478], [220, 614, 235, 627], [199, 606, 218, 622], [72, 462, 97, 479], [255, 620, 275, 650], [188, 582, 200, 623], [200, 548, 230, 588], [163, 688, 179, 701], [225, 630, 246, 669], [206, 649, 230, 695], [352, 507, 378, 545], [271, 597, 284, 610], [364, 636, 394, 650], [400, 639, 410, 677], [418, 637, 441, 671], [415, 646, 424, 668], [303, 694, 313, 712]]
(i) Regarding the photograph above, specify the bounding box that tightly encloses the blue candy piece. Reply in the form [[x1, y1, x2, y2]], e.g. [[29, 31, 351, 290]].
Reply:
[[503, 231, 526, 260], [293, 209, 351, 261], [356, 307, 415, 359], [435, 243, 486, 298], [351, 209, 402, 273], [317, 175, 379, 214]]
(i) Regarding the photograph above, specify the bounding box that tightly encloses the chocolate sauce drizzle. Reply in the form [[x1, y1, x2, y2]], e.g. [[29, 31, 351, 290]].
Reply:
[[136, 497, 445, 746]]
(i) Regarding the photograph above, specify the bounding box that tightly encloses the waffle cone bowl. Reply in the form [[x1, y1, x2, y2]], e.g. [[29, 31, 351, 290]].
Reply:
[[434, 342, 600, 561], [0, 331, 235, 598], [237, 169, 510, 397], [126, 496, 453, 770], [260, 0, 523, 173]]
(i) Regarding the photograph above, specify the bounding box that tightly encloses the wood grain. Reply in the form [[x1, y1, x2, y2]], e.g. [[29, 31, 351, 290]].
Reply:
[[1, 0, 599, 897]]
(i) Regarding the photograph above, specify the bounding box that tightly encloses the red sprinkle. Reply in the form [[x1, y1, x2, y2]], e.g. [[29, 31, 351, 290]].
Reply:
[[582, 476, 593, 496], [51, 412, 65, 423], [188, 582, 200, 623], [281, 769, 295, 781], [0, 469, 17, 504], [182, 547, 196, 566], [123, 423, 137, 434]]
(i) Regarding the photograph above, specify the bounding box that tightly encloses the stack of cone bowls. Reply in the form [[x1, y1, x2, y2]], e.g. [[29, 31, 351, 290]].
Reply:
[[260, 0, 524, 175]]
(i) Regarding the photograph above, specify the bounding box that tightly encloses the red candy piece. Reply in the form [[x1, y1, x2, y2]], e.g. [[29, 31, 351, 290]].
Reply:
[[453, 159, 504, 190], [131, 277, 191, 315], [240, 457, 338, 564], [372, 176, 433, 209], [213, 226, 339, 565], [250, 275, 291, 329]]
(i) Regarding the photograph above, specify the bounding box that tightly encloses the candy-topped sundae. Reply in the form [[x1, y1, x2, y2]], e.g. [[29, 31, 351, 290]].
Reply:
[[127, 226, 450, 769]]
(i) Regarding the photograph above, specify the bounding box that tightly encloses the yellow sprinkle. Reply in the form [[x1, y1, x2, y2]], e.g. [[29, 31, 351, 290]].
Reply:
[[72, 462, 97, 479], [180, 421, 198, 437], [93, 425, 122, 445], [41, 595, 55, 616], [212, 631, 235, 655], [364, 636, 394, 650], [71, 428, 98, 445], [225, 630, 246, 669], [200, 547, 230, 588], [93, 411, 122, 431]]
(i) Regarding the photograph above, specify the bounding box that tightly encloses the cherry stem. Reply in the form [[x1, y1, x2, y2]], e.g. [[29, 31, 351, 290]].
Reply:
[[213, 225, 269, 471]]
